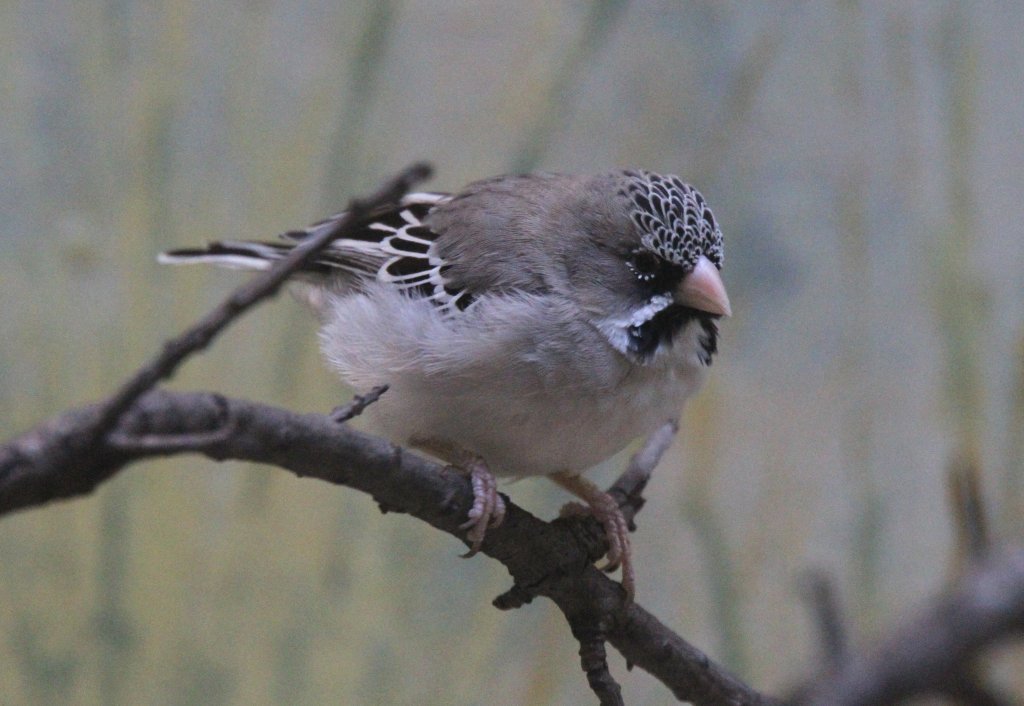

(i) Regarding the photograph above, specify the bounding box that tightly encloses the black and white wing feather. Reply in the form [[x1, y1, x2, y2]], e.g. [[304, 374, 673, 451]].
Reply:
[[159, 192, 475, 315]]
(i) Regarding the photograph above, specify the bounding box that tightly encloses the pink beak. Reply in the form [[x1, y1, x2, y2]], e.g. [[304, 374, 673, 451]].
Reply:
[[676, 255, 731, 317]]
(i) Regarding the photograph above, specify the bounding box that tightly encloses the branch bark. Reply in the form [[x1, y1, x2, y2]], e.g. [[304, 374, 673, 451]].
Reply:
[[0, 390, 776, 705]]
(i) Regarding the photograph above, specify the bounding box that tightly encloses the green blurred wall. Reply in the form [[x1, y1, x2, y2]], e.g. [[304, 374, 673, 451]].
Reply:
[[2, 2, 1023, 703]]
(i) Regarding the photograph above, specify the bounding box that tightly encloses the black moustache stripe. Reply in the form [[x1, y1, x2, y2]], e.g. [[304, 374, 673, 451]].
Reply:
[[626, 305, 719, 363]]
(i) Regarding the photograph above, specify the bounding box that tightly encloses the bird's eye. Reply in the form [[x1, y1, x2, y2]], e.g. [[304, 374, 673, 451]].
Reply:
[[628, 251, 661, 282]]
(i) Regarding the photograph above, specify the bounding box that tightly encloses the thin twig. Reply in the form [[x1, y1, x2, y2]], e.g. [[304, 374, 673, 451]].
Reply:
[[799, 569, 848, 670], [331, 385, 390, 423], [0, 165, 431, 516], [572, 620, 624, 706], [948, 454, 991, 565], [92, 162, 432, 438], [609, 418, 679, 525]]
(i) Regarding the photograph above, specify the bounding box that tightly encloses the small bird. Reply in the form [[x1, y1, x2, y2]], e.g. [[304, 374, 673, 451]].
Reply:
[[160, 170, 731, 598]]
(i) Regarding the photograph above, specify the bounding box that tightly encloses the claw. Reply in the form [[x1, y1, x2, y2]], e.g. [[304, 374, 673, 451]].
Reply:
[[411, 437, 505, 558], [457, 457, 505, 556], [554, 474, 635, 601]]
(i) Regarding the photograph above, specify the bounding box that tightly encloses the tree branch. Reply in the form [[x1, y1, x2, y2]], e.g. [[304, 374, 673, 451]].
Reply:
[[0, 389, 777, 705], [0, 164, 431, 516], [791, 547, 1024, 706], [95, 163, 432, 437]]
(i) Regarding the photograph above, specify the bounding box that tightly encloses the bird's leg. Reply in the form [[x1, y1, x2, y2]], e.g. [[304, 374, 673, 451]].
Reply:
[[410, 437, 506, 557], [552, 472, 634, 600]]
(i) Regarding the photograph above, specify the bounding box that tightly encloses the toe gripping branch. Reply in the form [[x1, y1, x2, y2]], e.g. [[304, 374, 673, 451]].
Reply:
[[495, 421, 680, 608]]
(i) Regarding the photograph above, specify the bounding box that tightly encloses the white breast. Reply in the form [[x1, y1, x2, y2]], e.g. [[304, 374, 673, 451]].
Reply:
[[318, 285, 708, 477]]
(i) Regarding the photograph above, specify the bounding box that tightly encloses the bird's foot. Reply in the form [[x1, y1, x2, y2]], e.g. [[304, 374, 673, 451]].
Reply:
[[457, 456, 506, 557], [412, 437, 505, 557], [555, 474, 635, 601]]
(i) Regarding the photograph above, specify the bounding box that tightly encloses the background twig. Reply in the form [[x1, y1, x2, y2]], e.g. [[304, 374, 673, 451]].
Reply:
[[792, 548, 1024, 706], [800, 569, 849, 671]]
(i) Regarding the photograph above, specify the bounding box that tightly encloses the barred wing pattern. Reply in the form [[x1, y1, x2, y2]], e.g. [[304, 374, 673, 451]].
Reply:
[[160, 192, 476, 315]]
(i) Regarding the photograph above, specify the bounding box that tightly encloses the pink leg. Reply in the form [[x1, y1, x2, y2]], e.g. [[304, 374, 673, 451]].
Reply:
[[411, 437, 506, 557], [552, 473, 635, 601]]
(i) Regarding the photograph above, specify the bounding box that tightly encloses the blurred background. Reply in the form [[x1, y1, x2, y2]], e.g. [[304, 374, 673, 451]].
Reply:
[[2, 1, 1023, 703]]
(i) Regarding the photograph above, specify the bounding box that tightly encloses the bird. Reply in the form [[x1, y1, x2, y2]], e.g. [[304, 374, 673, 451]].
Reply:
[[159, 169, 731, 599]]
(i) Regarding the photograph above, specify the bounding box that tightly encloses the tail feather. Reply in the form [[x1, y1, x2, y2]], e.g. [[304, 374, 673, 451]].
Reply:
[[158, 190, 453, 286], [159, 237, 378, 279], [158, 241, 291, 271]]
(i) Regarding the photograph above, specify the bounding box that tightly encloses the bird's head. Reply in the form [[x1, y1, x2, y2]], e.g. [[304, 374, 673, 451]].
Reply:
[[567, 170, 730, 365]]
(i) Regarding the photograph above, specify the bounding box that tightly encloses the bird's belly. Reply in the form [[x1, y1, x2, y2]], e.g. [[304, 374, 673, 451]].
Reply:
[[368, 365, 699, 477], [319, 288, 708, 477]]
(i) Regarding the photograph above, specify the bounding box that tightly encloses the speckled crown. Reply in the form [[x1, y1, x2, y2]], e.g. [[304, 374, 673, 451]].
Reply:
[[620, 170, 724, 270]]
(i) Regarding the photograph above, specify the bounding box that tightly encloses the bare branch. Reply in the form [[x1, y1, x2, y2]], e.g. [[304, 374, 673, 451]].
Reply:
[[609, 418, 679, 526], [0, 390, 777, 705], [330, 384, 390, 423], [93, 162, 432, 436], [574, 624, 624, 706], [611, 598, 781, 705], [0, 165, 431, 516], [792, 548, 1024, 706]]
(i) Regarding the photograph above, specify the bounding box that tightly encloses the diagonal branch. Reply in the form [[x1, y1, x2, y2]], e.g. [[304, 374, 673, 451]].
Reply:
[[791, 547, 1024, 706], [94, 162, 433, 436], [0, 389, 778, 705], [0, 164, 431, 516]]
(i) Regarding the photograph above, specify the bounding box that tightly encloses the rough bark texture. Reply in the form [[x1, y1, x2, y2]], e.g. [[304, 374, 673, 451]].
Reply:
[[0, 391, 776, 705]]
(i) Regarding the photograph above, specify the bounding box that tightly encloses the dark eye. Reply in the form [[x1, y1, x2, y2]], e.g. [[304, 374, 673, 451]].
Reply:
[[629, 251, 661, 282]]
